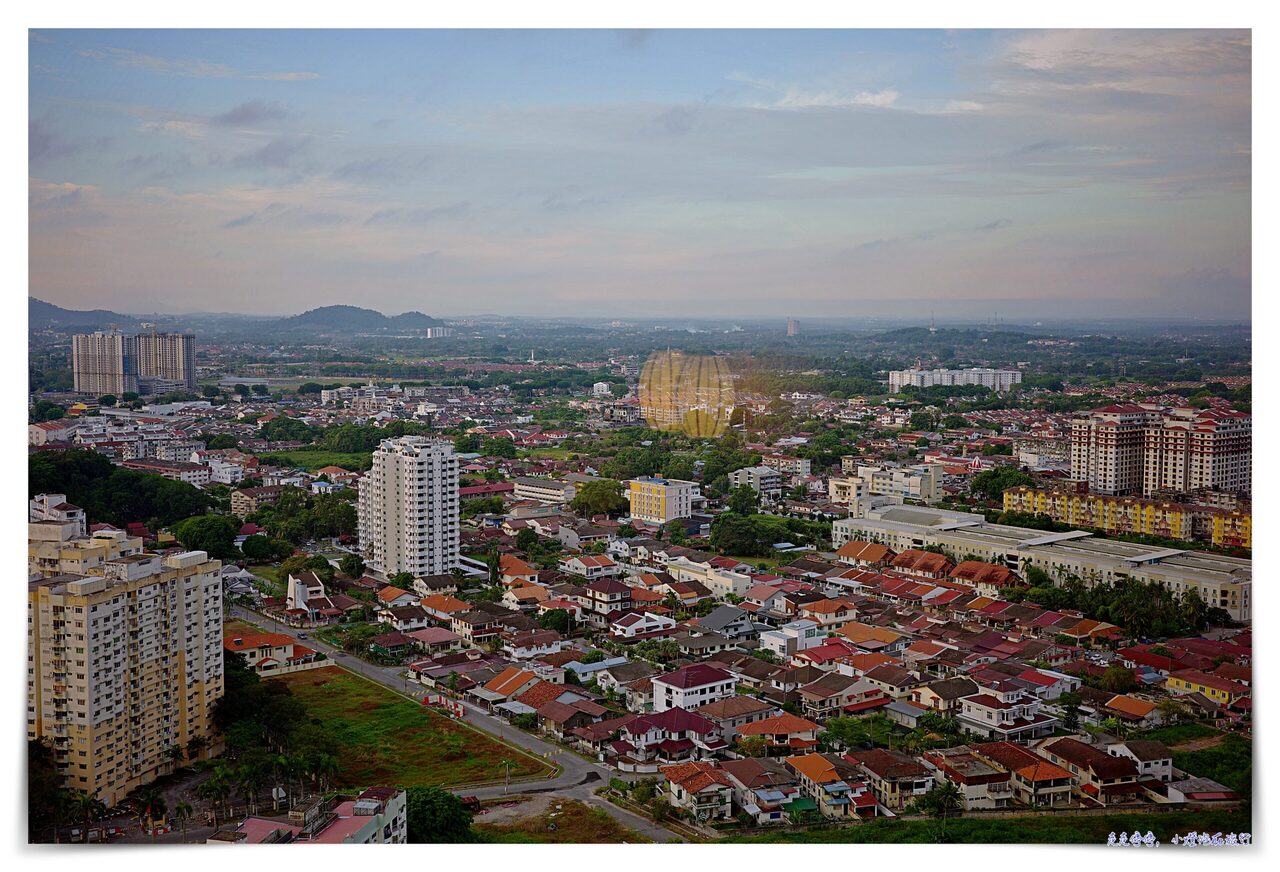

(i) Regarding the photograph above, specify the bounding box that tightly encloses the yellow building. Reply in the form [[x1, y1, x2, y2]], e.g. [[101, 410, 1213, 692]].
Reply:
[[1002, 487, 1250, 549], [628, 476, 696, 525], [27, 551, 224, 807], [1164, 670, 1248, 705]]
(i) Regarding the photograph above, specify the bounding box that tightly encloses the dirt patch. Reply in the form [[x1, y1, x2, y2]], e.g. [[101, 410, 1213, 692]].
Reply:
[[1172, 735, 1226, 752], [476, 795, 548, 824]]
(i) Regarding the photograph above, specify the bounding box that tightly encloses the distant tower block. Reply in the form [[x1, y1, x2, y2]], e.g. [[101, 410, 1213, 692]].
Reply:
[[786, 318, 799, 337]]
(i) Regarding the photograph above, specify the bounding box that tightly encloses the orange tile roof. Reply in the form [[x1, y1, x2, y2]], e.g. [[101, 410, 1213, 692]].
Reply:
[[500, 554, 537, 576], [836, 620, 903, 646], [736, 713, 821, 737], [420, 593, 470, 614], [1105, 695, 1157, 719], [784, 753, 841, 785], [660, 761, 732, 794], [224, 632, 293, 652], [377, 585, 410, 602], [484, 666, 538, 697]]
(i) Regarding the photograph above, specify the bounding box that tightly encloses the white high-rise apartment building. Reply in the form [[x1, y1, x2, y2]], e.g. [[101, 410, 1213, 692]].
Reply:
[[72, 332, 137, 396], [135, 332, 197, 390], [888, 368, 1023, 393], [359, 436, 460, 577], [1071, 404, 1251, 497]]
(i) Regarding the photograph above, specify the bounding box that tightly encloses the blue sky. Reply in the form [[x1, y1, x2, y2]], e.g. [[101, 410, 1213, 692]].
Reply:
[[29, 29, 1250, 319]]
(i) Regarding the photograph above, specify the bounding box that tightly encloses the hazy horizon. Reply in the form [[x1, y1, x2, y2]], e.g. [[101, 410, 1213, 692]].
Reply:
[[30, 29, 1251, 320]]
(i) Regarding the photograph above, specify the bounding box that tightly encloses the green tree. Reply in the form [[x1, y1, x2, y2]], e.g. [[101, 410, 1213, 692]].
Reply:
[[233, 384, 251, 397], [405, 786, 475, 843], [539, 608, 571, 635], [172, 514, 240, 560], [516, 527, 539, 552], [727, 484, 760, 515], [31, 400, 65, 422], [1058, 691, 1082, 731], [339, 553, 366, 578], [97, 394, 117, 407], [570, 479, 629, 517], [240, 534, 275, 562], [970, 467, 1034, 502]]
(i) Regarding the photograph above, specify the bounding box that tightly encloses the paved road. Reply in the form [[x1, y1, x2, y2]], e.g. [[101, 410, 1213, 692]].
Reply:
[[230, 607, 682, 843]]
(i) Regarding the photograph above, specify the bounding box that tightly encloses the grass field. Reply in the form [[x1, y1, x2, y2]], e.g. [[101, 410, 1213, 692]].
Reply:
[[479, 799, 650, 844], [248, 565, 287, 596], [269, 666, 553, 788], [518, 448, 578, 461], [725, 808, 1252, 844], [1141, 723, 1219, 746], [256, 450, 373, 472], [224, 618, 263, 636]]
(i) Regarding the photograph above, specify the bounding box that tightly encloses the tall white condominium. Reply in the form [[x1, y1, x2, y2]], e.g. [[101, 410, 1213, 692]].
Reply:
[[888, 368, 1023, 393], [359, 436, 460, 576], [72, 332, 137, 396], [135, 332, 197, 390]]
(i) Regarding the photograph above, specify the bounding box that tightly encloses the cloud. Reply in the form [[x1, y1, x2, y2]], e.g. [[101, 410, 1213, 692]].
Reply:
[[141, 119, 208, 139], [364, 203, 471, 225], [654, 106, 696, 135], [727, 74, 900, 110], [1012, 139, 1069, 156], [332, 156, 423, 184], [78, 46, 317, 81], [976, 218, 1013, 231], [618, 29, 653, 50], [211, 101, 288, 126], [775, 87, 900, 110], [232, 135, 311, 170], [29, 121, 74, 162], [943, 100, 984, 113], [223, 202, 352, 229]]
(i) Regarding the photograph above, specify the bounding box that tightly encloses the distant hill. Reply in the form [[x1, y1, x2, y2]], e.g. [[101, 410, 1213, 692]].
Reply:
[[29, 297, 143, 331], [275, 305, 440, 332]]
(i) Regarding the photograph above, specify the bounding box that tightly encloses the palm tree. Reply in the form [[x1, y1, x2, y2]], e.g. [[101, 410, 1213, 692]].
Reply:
[[51, 788, 77, 844], [198, 770, 232, 822], [926, 780, 964, 841], [186, 735, 209, 763], [138, 786, 167, 838], [236, 762, 266, 816], [173, 799, 193, 843], [71, 791, 107, 843], [165, 744, 186, 770], [310, 753, 340, 794]]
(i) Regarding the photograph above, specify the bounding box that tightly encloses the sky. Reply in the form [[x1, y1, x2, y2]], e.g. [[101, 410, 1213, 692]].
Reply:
[[29, 29, 1251, 320]]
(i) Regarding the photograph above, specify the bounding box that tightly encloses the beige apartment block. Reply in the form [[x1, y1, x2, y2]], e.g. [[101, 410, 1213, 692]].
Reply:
[[27, 550, 224, 807]]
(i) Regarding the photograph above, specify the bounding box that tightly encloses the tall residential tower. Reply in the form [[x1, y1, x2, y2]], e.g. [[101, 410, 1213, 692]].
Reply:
[[358, 436, 460, 577]]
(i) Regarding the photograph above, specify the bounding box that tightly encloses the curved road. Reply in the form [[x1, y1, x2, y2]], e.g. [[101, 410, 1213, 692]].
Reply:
[[230, 607, 681, 843]]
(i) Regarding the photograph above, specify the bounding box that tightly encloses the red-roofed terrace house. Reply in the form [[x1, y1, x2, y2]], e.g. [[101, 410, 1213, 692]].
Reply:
[[225, 632, 324, 677]]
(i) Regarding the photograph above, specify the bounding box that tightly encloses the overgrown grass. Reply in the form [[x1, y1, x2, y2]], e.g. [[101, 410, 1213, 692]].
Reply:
[[725, 808, 1252, 844], [269, 666, 553, 787], [1141, 723, 1219, 746], [1173, 734, 1252, 796]]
